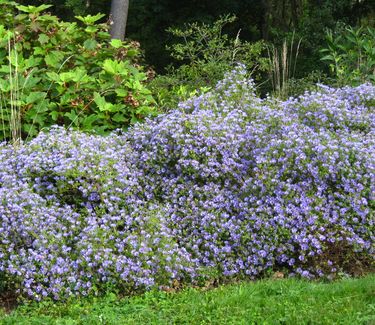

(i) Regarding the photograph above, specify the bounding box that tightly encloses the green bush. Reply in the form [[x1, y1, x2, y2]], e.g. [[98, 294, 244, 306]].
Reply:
[[321, 24, 375, 86], [0, 2, 156, 142], [150, 15, 268, 111], [286, 70, 328, 97]]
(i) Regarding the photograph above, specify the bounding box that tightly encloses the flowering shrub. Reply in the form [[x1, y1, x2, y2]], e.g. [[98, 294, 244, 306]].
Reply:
[[0, 3, 156, 143], [0, 66, 374, 301]]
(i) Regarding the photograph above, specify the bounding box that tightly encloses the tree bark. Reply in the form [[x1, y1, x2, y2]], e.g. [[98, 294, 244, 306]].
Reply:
[[261, 0, 272, 40], [109, 0, 129, 40]]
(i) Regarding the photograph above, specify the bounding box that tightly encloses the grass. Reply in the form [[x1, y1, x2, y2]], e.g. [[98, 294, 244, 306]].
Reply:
[[267, 33, 301, 98], [0, 275, 374, 324]]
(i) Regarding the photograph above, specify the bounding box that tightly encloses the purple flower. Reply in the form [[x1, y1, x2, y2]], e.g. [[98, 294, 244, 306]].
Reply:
[[0, 66, 373, 301]]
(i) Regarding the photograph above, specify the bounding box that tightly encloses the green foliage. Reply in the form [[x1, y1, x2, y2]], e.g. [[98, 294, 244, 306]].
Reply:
[[321, 24, 375, 86], [286, 70, 328, 97], [150, 74, 211, 112], [0, 2, 156, 142], [14, 0, 108, 19], [1, 275, 374, 324], [11, 0, 375, 80], [150, 15, 268, 111]]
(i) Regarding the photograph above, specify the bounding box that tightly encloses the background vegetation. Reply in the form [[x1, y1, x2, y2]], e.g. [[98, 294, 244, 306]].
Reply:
[[13, 0, 375, 72], [12, 0, 374, 106]]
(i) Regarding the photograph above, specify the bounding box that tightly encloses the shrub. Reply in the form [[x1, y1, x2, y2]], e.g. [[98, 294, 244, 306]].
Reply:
[[321, 24, 375, 86], [0, 66, 374, 301], [0, 2, 156, 143], [286, 70, 328, 97], [150, 15, 268, 111]]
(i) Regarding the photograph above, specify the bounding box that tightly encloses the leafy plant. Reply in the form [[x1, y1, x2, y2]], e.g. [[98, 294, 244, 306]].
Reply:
[[286, 70, 328, 97], [321, 24, 375, 86], [150, 15, 268, 111], [0, 2, 156, 142]]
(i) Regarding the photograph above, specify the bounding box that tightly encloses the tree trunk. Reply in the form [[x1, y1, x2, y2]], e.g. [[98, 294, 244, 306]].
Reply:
[[261, 0, 272, 40], [109, 0, 129, 40]]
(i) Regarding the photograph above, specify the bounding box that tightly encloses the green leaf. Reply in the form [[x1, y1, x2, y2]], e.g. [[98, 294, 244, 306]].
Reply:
[[93, 92, 114, 112], [0, 78, 10, 92], [85, 26, 99, 34], [320, 55, 334, 62], [0, 0, 17, 5], [38, 34, 49, 45], [92, 125, 109, 135], [115, 89, 128, 97], [75, 13, 105, 25], [23, 124, 38, 136], [110, 39, 123, 49], [31, 101, 48, 113], [71, 67, 88, 83], [59, 72, 75, 83], [44, 51, 64, 67], [23, 76, 41, 89], [25, 92, 45, 104], [102, 59, 118, 75], [84, 39, 97, 50], [50, 110, 60, 121], [37, 15, 59, 23], [112, 113, 126, 123], [127, 49, 138, 57], [130, 115, 140, 123], [93, 92, 105, 107], [82, 114, 98, 129], [46, 71, 60, 82], [26, 110, 47, 124], [33, 46, 46, 56], [64, 110, 79, 124], [15, 4, 52, 14], [23, 56, 42, 70], [7, 49, 21, 67]]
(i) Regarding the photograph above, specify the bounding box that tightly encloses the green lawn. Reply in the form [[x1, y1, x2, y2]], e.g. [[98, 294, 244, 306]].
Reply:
[[1, 275, 374, 324]]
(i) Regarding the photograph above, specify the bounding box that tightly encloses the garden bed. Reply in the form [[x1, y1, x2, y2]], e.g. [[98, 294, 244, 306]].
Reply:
[[0, 67, 374, 301]]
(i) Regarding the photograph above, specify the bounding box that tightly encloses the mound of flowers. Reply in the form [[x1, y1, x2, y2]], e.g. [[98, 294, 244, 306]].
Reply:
[[0, 66, 374, 300]]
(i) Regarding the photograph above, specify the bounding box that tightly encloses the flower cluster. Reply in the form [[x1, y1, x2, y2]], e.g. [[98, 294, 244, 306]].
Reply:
[[0, 66, 374, 300]]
